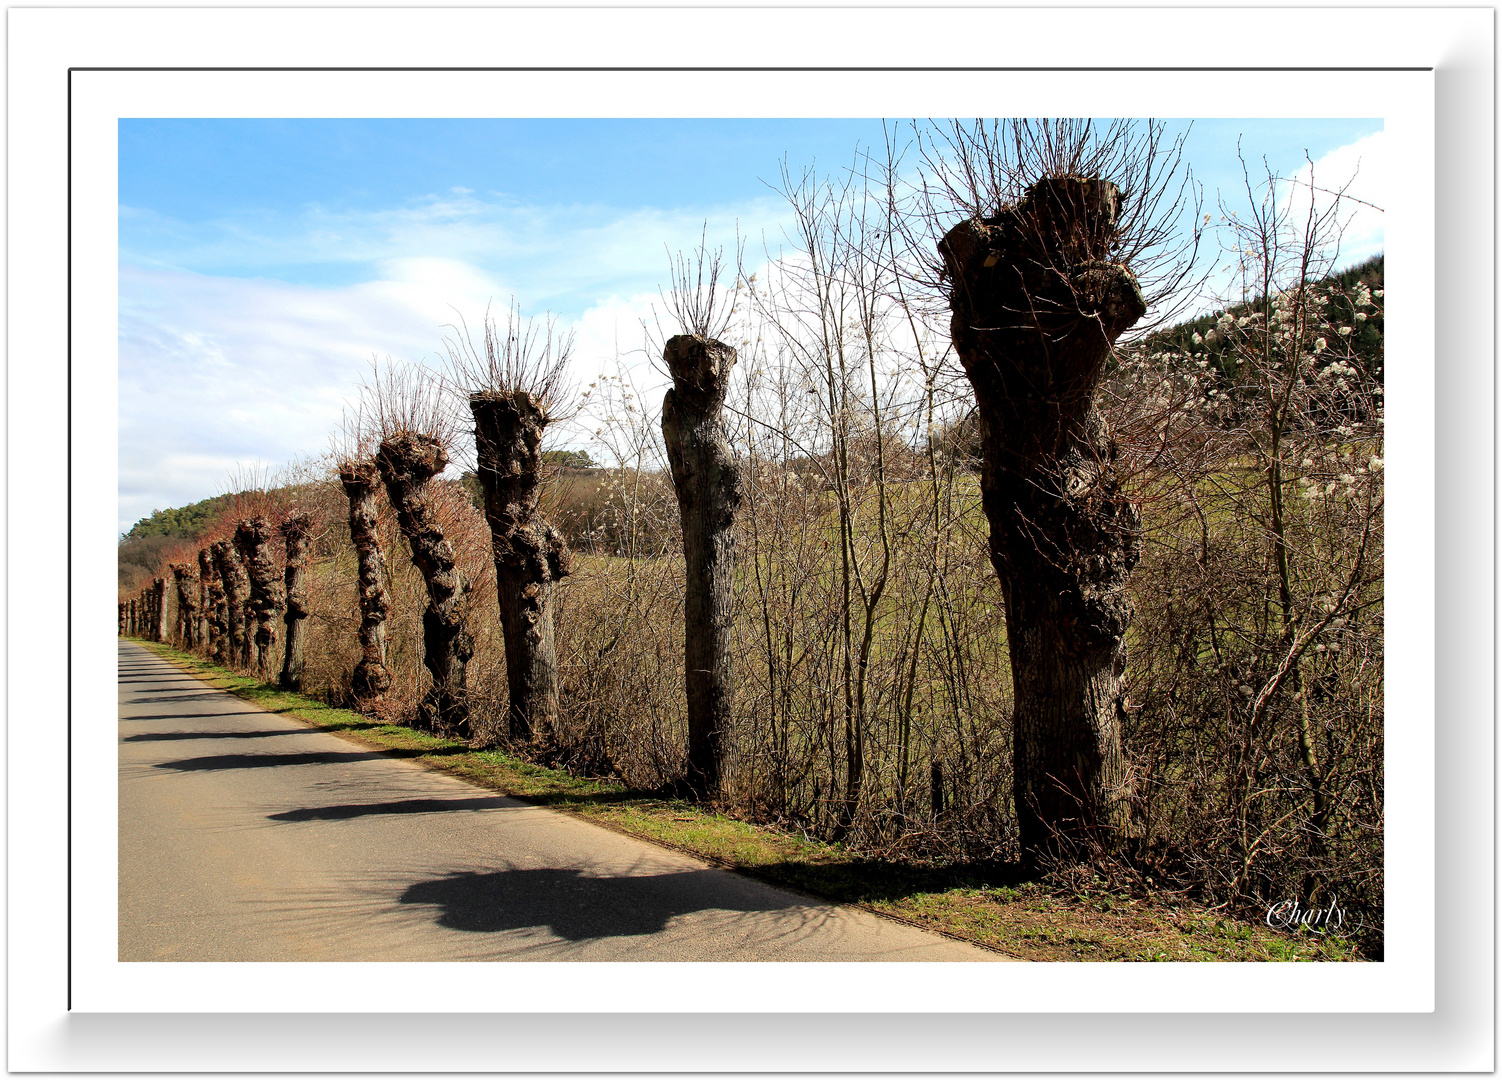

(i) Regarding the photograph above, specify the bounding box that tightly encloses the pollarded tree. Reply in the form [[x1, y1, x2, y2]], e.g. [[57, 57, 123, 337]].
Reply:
[[150, 576, 169, 642], [210, 539, 251, 667], [445, 302, 573, 743], [334, 433, 394, 708], [365, 357, 474, 736], [200, 547, 227, 664], [907, 119, 1202, 861], [234, 517, 284, 677], [278, 509, 313, 691], [656, 242, 744, 798], [171, 563, 199, 648]]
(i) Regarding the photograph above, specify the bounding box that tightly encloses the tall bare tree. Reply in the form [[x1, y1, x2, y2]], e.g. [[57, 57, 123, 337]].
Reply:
[[366, 357, 474, 736], [210, 539, 251, 667], [657, 239, 744, 798], [911, 119, 1200, 860], [234, 517, 283, 677], [200, 547, 227, 664], [446, 302, 572, 743], [336, 445, 394, 707], [278, 509, 313, 691], [171, 564, 199, 648]]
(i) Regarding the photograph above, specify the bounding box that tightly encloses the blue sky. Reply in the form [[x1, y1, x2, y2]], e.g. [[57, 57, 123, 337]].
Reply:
[[119, 117, 1385, 534]]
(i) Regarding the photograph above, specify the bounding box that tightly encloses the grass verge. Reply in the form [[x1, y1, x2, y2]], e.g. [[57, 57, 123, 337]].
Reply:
[[128, 638, 1362, 962]]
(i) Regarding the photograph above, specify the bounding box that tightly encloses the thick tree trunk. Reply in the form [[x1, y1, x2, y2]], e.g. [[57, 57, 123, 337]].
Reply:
[[196, 549, 213, 648], [172, 564, 199, 648], [469, 392, 572, 743], [234, 518, 284, 678], [939, 176, 1146, 861], [376, 433, 473, 736], [201, 548, 227, 664], [339, 460, 393, 705], [210, 539, 251, 668], [119, 602, 127, 637], [278, 510, 312, 692], [197, 549, 217, 655], [661, 334, 743, 797], [150, 577, 169, 642], [126, 598, 136, 636]]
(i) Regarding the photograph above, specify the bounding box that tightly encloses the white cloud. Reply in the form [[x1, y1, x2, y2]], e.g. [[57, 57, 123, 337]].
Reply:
[[119, 190, 804, 533], [1281, 129, 1385, 268]]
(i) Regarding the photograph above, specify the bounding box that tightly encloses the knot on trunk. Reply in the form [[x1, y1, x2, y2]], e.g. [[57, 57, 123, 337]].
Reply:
[[376, 432, 449, 485], [233, 516, 276, 553], [489, 519, 572, 583], [664, 335, 737, 413], [471, 390, 546, 513], [471, 390, 572, 587], [339, 458, 380, 495], [279, 509, 311, 546]]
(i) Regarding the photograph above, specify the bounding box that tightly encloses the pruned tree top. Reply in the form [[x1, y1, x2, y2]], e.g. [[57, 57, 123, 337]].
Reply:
[[443, 299, 572, 419], [657, 223, 744, 346], [360, 354, 458, 448], [901, 118, 1204, 332]]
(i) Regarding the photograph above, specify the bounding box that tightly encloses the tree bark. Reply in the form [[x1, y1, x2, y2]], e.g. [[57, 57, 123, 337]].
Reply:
[[469, 391, 572, 743], [339, 460, 393, 705], [210, 539, 251, 667], [150, 577, 169, 642], [279, 510, 312, 692], [172, 564, 199, 649], [196, 549, 214, 648], [234, 517, 283, 678], [201, 548, 227, 664], [198, 549, 220, 657], [119, 602, 127, 637], [661, 334, 743, 797], [938, 176, 1146, 861], [376, 432, 473, 736]]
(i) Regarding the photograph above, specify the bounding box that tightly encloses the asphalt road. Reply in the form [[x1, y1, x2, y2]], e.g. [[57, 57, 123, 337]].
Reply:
[[118, 641, 1006, 961]]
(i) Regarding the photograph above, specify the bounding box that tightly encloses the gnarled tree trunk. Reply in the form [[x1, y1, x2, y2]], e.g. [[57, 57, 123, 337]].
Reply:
[[211, 539, 251, 668], [196, 549, 213, 648], [234, 517, 283, 678], [150, 577, 169, 642], [339, 460, 393, 706], [469, 391, 572, 743], [376, 433, 473, 736], [119, 602, 127, 637], [661, 334, 742, 797], [278, 511, 312, 692], [172, 564, 199, 649], [939, 176, 1146, 860], [201, 548, 227, 664]]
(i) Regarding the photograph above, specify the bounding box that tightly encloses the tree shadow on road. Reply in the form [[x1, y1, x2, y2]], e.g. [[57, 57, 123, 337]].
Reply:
[[154, 746, 471, 772], [126, 724, 380, 741], [398, 866, 811, 941], [269, 795, 514, 821]]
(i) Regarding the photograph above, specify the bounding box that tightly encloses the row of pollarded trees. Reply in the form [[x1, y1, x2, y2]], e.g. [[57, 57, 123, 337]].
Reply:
[[120, 120, 1194, 866], [122, 120, 1383, 893], [122, 494, 316, 692]]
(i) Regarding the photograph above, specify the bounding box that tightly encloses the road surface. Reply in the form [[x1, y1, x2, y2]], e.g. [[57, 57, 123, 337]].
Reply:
[[118, 640, 1007, 961]]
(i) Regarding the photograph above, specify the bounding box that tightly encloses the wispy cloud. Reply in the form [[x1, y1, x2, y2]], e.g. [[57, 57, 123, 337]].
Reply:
[[118, 193, 792, 533]]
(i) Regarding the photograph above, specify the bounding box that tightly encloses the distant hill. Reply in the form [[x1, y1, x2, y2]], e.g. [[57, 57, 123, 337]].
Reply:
[[1150, 254, 1384, 379], [122, 493, 234, 542]]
